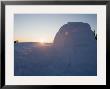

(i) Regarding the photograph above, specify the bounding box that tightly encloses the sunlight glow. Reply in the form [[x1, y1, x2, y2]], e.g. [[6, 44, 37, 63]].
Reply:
[[39, 39, 46, 44]]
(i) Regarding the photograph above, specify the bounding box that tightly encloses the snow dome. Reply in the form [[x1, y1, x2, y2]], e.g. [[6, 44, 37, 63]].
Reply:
[[54, 22, 96, 48], [53, 22, 97, 75]]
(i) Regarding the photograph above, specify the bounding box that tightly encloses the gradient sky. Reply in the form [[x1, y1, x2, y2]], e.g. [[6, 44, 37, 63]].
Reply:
[[14, 14, 97, 43]]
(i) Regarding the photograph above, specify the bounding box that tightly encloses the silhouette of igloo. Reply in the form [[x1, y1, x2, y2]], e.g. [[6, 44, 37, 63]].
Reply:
[[53, 22, 97, 75], [54, 22, 96, 48]]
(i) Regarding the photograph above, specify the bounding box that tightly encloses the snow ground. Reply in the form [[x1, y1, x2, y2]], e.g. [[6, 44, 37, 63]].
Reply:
[[14, 42, 97, 76]]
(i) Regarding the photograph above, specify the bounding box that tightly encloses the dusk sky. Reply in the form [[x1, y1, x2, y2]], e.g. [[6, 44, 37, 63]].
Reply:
[[14, 14, 97, 43]]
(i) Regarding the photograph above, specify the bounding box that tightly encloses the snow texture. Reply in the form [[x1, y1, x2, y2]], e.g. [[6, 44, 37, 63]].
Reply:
[[14, 22, 97, 76]]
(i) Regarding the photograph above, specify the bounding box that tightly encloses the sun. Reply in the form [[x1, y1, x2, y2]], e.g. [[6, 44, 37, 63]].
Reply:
[[39, 39, 45, 44]]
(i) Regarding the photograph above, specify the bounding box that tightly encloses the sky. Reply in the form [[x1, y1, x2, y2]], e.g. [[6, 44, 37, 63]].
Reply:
[[14, 14, 97, 43]]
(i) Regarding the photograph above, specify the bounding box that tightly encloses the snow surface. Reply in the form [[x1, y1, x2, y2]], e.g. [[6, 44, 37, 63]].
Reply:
[[14, 22, 97, 76]]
